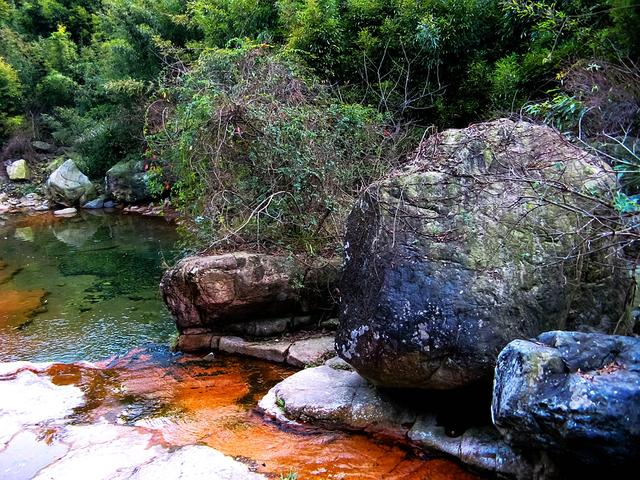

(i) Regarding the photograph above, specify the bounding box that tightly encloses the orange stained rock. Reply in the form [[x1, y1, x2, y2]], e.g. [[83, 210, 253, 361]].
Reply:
[[0, 289, 47, 328], [192, 413, 476, 480], [42, 354, 481, 480]]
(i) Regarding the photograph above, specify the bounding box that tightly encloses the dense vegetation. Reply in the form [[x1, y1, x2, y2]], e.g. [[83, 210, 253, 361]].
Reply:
[[1, 0, 639, 251]]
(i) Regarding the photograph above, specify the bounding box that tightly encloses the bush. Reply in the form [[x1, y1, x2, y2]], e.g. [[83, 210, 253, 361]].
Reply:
[[36, 70, 78, 108], [0, 56, 23, 138], [148, 45, 409, 253]]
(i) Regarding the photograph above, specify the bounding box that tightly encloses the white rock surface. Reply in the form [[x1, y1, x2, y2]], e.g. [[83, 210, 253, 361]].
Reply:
[[0, 362, 266, 480], [127, 445, 265, 480], [53, 207, 77, 217]]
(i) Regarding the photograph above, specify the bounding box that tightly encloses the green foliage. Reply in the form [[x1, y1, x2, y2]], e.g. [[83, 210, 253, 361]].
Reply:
[[0, 56, 22, 109], [144, 164, 166, 198], [36, 70, 78, 108], [524, 92, 585, 132], [188, 0, 277, 46], [41, 24, 78, 74], [0, 56, 23, 137], [490, 54, 523, 111], [281, 0, 344, 74], [148, 46, 404, 252], [279, 472, 297, 480], [42, 103, 146, 178], [614, 192, 640, 214], [1, 0, 637, 253]]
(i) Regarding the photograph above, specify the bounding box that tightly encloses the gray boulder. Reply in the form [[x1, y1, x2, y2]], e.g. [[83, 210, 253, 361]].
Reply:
[[105, 160, 151, 203], [46, 159, 97, 206], [32, 140, 55, 153], [336, 119, 633, 390], [492, 331, 640, 466], [259, 363, 537, 477]]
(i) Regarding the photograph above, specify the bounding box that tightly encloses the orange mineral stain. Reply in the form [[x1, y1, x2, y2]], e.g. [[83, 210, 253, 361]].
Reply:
[[49, 353, 481, 480], [0, 289, 47, 328], [12, 212, 61, 228]]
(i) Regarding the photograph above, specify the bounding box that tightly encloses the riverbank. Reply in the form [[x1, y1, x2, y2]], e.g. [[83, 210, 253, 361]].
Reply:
[[0, 190, 176, 219]]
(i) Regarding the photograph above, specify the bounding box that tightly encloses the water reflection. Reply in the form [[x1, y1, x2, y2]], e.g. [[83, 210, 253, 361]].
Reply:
[[0, 211, 179, 363]]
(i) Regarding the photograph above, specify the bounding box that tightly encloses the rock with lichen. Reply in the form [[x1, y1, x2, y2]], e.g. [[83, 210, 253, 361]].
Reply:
[[492, 331, 640, 467], [6, 159, 31, 181], [45, 159, 97, 206], [336, 119, 633, 390]]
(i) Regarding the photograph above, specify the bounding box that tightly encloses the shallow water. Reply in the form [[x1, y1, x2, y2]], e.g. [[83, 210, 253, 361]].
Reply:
[[42, 349, 479, 480], [0, 212, 480, 479], [0, 211, 179, 362]]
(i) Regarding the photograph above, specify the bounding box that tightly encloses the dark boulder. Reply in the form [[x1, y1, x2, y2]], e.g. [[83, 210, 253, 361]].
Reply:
[[492, 331, 640, 467], [105, 159, 151, 204], [336, 119, 633, 389]]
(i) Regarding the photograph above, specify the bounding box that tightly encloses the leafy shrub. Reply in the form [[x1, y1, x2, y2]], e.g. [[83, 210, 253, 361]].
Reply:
[[188, 0, 277, 46], [36, 70, 78, 108], [524, 91, 585, 132], [41, 25, 78, 74], [148, 45, 407, 253], [0, 56, 23, 138], [42, 103, 146, 178]]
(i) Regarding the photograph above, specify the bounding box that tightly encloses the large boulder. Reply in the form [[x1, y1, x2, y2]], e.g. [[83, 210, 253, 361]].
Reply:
[[105, 159, 151, 203], [336, 119, 633, 390], [6, 159, 31, 181], [492, 331, 640, 467], [161, 252, 338, 342], [46, 159, 97, 206]]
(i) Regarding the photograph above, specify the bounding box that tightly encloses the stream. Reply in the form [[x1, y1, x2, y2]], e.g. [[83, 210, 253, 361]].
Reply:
[[0, 211, 479, 479]]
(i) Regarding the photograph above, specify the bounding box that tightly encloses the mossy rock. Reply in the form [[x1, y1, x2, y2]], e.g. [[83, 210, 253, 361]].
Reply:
[[336, 119, 633, 390], [105, 159, 151, 204]]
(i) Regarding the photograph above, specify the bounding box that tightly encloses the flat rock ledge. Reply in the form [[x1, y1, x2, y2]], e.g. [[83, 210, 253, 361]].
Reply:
[[258, 363, 540, 479], [0, 362, 264, 480], [178, 333, 336, 368]]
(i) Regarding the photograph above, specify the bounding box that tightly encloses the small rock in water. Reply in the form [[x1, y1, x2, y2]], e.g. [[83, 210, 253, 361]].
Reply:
[[54, 207, 77, 217], [82, 197, 105, 209], [14, 227, 34, 242]]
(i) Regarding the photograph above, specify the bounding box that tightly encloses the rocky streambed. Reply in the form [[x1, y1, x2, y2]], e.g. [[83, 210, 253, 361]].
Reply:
[[3, 119, 640, 479], [160, 120, 640, 479], [0, 211, 479, 479], [1, 352, 477, 480]]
